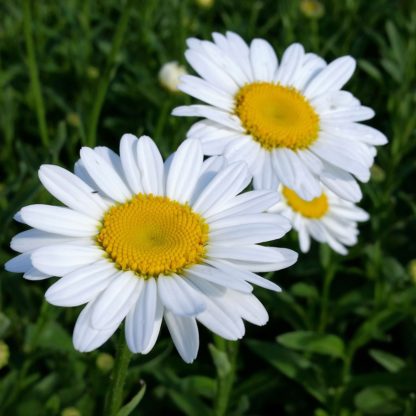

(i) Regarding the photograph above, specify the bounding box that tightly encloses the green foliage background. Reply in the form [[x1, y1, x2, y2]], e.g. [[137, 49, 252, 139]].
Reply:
[[1, 0, 416, 415]]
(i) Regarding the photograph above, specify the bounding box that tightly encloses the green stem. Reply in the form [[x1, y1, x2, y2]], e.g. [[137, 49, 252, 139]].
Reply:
[[86, 0, 134, 147], [213, 337, 239, 416], [104, 330, 132, 416], [318, 265, 336, 333], [23, 0, 50, 148]]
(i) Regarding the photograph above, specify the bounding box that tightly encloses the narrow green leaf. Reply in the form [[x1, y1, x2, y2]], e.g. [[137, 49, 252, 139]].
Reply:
[[246, 339, 326, 403], [369, 349, 405, 373], [117, 382, 146, 416], [208, 343, 231, 378], [354, 386, 402, 415], [277, 331, 345, 358]]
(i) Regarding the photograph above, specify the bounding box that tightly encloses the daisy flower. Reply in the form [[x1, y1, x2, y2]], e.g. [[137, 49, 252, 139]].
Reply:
[[269, 184, 369, 255], [5, 135, 297, 363], [172, 31, 387, 202]]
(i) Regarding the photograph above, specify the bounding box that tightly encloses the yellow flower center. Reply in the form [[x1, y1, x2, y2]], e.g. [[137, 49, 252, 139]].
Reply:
[[97, 194, 209, 277], [235, 82, 320, 151], [282, 187, 329, 219]]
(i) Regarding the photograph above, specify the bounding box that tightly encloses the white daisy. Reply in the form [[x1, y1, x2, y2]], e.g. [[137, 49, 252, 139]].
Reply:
[[269, 184, 369, 255], [172, 31, 387, 202], [5, 135, 297, 363]]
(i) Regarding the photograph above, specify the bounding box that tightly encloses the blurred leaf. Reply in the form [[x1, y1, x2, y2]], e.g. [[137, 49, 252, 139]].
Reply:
[[354, 386, 402, 415], [0, 313, 11, 338], [277, 331, 345, 358], [246, 340, 326, 402], [290, 282, 319, 300], [209, 343, 231, 378], [167, 389, 211, 416], [117, 382, 146, 416], [369, 349, 406, 373]]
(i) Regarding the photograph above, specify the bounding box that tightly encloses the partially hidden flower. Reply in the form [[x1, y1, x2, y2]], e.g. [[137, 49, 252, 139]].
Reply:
[[300, 0, 325, 19], [5, 135, 297, 363], [159, 61, 187, 92], [172, 31, 387, 202], [270, 184, 369, 255]]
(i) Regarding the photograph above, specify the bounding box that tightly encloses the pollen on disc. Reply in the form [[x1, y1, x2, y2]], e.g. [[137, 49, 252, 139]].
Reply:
[[235, 82, 320, 151], [282, 186, 329, 219], [97, 194, 209, 277]]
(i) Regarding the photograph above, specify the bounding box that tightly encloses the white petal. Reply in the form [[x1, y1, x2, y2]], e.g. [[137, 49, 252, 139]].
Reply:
[[209, 213, 291, 244], [172, 105, 243, 132], [320, 162, 362, 202], [272, 149, 321, 200], [186, 263, 253, 293], [166, 139, 203, 203], [321, 122, 388, 146], [136, 135, 165, 196], [10, 229, 77, 253], [253, 152, 280, 191], [311, 134, 370, 182], [320, 106, 375, 123], [225, 31, 254, 81], [192, 161, 250, 217], [208, 245, 298, 272], [200, 40, 249, 86], [223, 136, 262, 173], [45, 259, 117, 307], [73, 302, 118, 352], [250, 38, 278, 81], [188, 277, 245, 339], [225, 290, 269, 325], [119, 134, 143, 194], [5, 252, 32, 273], [125, 278, 163, 353], [304, 56, 356, 98], [190, 156, 226, 205], [330, 204, 369, 222], [187, 120, 240, 155], [178, 75, 234, 111], [275, 43, 304, 85], [206, 259, 281, 292], [185, 49, 238, 94], [298, 222, 311, 253], [157, 274, 206, 316], [23, 267, 51, 280], [32, 244, 103, 276], [20, 205, 99, 237], [90, 271, 143, 330], [80, 147, 132, 202], [165, 311, 199, 364], [38, 165, 108, 218], [293, 53, 326, 90], [207, 190, 280, 222]]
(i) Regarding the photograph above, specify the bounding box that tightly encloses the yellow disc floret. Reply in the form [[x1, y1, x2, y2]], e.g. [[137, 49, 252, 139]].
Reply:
[[282, 186, 329, 219], [235, 82, 320, 151], [97, 194, 209, 277]]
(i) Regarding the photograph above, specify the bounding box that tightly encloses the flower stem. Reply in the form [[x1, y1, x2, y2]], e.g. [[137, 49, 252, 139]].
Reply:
[[86, 0, 133, 147], [213, 337, 239, 416], [318, 264, 336, 333], [23, 0, 50, 148], [104, 330, 132, 416]]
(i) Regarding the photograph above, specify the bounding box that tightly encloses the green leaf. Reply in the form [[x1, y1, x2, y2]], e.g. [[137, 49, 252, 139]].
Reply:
[[277, 331, 345, 358], [246, 339, 326, 403], [290, 282, 319, 300], [208, 343, 231, 378], [369, 349, 406, 373], [354, 386, 402, 415], [167, 389, 211, 416], [0, 313, 11, 338], [117, 382, 146, 416]]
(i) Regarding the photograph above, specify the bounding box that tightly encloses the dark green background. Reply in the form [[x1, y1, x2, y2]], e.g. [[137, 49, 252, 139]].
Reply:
[[1, 0, 416, 415]]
